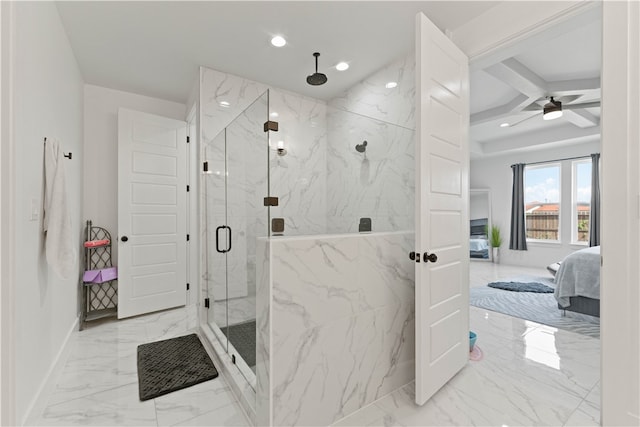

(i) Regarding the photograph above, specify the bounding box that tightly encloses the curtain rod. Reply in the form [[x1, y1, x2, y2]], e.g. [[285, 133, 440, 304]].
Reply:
[[512, 153, 599, 168]]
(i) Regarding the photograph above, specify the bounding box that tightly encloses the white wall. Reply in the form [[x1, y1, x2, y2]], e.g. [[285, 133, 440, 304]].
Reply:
[[83, 84, 186, 262], [471, 141, 600, 268], [11, 2, 84, 423]]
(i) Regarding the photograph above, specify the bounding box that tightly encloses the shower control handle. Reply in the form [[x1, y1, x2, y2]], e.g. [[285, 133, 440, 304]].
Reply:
[[423, 252, 438, 263]]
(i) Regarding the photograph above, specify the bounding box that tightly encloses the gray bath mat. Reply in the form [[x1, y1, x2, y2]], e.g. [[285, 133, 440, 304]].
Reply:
[[137, 333, 218, 401], [222, 320, 256, 368], [488, 281, 554, 293]]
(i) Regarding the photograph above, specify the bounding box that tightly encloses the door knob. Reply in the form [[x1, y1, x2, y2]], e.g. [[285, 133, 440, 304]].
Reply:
[[121, 236, 129, 242], [409, 251, 416, 261], [423, 252, 437, 263]]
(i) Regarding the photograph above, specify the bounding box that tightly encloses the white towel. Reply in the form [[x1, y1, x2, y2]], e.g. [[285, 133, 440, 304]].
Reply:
[[43, 138, 76, 279]]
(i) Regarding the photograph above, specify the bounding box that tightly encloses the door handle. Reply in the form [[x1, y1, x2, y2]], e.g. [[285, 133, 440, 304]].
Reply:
[[409, 251, 416, 261], [423, 252, 438, 263], [215, 226, 232, 253], [121, 236, 128, 242], [215, 226, 227, 253]]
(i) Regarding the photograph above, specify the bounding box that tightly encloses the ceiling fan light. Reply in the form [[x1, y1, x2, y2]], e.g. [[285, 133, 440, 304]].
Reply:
[[543, 97, 562, 120]]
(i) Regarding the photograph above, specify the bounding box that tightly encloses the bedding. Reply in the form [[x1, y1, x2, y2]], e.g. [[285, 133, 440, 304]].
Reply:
[[470, 238, 489, 252], [554, 246, 600, 308]]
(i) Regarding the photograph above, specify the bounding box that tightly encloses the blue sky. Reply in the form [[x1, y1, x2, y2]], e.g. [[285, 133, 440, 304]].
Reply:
[[525, 162, 591, 204]]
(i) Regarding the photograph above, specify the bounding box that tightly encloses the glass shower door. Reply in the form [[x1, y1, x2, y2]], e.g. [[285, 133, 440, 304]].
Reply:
[[205, 91, 269, 387]]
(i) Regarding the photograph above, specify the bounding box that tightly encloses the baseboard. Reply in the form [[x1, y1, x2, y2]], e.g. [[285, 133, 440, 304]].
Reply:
[[21, 316, 79, 426]]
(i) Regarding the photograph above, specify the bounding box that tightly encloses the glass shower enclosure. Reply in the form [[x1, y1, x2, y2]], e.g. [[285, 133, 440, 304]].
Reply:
[[203, 91, 270, 387]]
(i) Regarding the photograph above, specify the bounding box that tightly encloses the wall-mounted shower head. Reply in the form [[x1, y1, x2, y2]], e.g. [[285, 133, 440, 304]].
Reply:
[[306, 52, 328, 86], [355, 140, 368, 153]]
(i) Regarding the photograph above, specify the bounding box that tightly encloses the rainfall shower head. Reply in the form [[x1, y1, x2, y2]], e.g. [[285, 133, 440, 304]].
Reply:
[[355, 140, 368, 153], [306, 52, 328, 86]]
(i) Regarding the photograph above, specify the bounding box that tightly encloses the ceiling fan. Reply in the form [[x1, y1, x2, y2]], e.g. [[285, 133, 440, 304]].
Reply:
[[507, 95, 601, 127]]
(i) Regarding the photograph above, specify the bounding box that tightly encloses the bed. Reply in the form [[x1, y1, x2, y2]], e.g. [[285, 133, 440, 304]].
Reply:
[[554, 246, 601, 317], [470, 218, 489, 259]]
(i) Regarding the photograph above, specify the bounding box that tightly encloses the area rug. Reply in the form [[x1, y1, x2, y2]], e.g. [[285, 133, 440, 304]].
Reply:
[[221, 320, 256, 368], [487, 281, 554, 293], [470, 276, 600, 338], [137, 333, 218, 401]]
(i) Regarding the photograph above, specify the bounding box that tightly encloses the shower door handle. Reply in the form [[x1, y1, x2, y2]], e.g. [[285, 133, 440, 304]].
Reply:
[[225, 226, 232, 253], [215, 226, 232, 253]]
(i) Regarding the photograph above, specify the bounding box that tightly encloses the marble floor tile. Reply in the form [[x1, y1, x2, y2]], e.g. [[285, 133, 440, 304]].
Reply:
[[155, 379, 238, 426], [33, 263, 600, 427], [564, 382, 601, 426], [332, 263, 600, 427], [171, 401, 250, 426], [34, 382, 157, 426], [31, 306, 250, 427]]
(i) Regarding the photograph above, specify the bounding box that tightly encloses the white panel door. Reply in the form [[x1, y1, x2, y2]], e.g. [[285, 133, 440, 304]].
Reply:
[[118, 108, 187, 319], [415, 12, 470, 405]]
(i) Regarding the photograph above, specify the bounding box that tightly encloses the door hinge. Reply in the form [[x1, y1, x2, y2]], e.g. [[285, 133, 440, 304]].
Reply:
[[203, 161, 209, 172], [263, 120, 279, 132], [264, 196, 279, 206], [186, 185, 190, 192], [186, 283, 190, 290], [186, 136, 190, 143], [186, 234, 190, 241], [204, 298, 210, 308], [231, 354, 236, 364]]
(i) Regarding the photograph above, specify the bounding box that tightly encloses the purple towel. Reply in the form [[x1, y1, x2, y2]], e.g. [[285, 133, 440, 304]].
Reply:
[[83, 267, 117, 283]]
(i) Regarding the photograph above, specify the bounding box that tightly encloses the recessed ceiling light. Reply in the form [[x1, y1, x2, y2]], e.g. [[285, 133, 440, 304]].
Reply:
[[219, 101, 230, 107], [336, 62, 349, 71], [500, 122, 510, 128], [385, 81, 398, 89], [270, 36, 286, 47], [270, 112, 279, 118]]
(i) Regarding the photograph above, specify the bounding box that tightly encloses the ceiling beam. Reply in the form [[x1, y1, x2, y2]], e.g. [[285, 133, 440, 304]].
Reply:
[[547, 78, 600, 96], [479, 125, 600, 155], [471, 94, 531, 125], [562, 109, 600, 128], [484, 58, 547, 98]]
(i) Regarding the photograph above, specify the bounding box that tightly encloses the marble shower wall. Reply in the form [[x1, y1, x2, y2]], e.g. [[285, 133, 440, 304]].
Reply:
[[257, 232, 415, 426], [327, 53, 416, 234], [200, 67, 327, 305], [268, 91, 327, 236]]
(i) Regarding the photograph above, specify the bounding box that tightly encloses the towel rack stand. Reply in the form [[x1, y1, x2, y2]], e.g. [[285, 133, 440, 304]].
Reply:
[[43, 137, 72, 160]]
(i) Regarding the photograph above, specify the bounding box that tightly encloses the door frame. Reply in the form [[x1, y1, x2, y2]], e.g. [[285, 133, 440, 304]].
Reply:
[[450, 1, 638, 423], [186, 104, 198, 307], [0, 1, 16, 425]]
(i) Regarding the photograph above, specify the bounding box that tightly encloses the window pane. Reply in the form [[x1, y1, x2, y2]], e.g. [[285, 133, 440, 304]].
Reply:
[[525, 164, 560, 240], [574, 161, 592, 242]]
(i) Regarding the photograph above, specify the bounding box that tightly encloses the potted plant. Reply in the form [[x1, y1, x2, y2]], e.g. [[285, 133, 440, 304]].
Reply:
[[490, 225, 502, 263]]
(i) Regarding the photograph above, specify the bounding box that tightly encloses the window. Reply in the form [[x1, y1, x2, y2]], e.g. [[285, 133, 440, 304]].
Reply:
[[572, 160, 592, 243], [524, 164, 561, 241]]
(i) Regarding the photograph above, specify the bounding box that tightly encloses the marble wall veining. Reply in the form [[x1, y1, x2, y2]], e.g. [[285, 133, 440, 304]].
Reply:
[[257, 232, 415, 426], [329, 53, 416, 130], [268, 90, 328, 236], [326, 53, 415, 234], [200, 67, 329, 307], [326, 108, 415, 234]]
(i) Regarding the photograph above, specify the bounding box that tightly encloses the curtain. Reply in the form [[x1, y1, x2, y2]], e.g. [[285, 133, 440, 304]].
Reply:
[[589, 153, 600, 246], [509, 163, 527, 250]]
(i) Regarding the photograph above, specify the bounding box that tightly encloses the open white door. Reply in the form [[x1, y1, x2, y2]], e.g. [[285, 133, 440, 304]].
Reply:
[[118, 108, 187, 319], [415, 12, 470, 405]]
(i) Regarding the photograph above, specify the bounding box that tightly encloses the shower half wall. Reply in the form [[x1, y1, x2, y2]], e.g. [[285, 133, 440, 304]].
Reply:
[[198, 53, 416, 425]]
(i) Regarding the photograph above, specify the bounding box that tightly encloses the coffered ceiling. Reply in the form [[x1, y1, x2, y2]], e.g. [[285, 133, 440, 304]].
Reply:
[[469, 8, 601, 156]]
